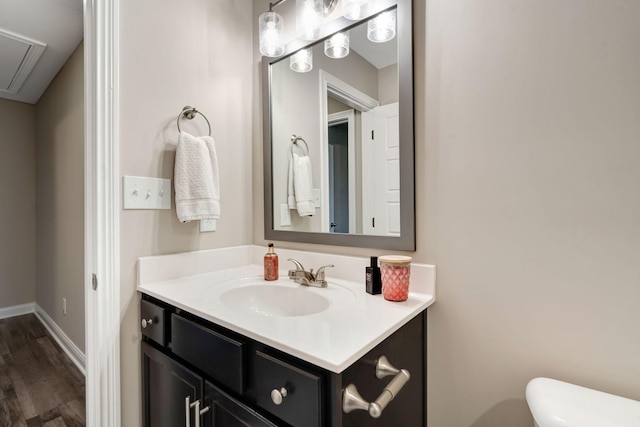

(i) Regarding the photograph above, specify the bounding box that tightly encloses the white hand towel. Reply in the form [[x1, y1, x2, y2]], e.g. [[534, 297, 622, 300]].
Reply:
[[287, 151, 297, 209], [292, 153, 315, 217], [174, 132, 220, 223]]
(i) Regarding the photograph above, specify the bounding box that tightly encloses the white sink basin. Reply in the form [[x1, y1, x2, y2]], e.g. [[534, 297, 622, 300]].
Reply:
[[220, 284, 331, 317]]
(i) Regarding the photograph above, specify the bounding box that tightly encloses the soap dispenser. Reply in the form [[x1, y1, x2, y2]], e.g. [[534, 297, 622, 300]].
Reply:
[[264, 243, 278, 281]]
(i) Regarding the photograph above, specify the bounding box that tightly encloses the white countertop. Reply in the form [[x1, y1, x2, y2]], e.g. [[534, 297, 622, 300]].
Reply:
[[137, 245, 435, 373]]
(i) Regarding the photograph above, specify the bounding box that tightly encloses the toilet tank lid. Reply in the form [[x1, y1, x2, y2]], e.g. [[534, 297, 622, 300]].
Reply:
[[526, 378, 640, 427]]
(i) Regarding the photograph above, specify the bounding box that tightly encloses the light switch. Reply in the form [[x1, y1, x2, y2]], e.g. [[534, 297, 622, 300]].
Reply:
[[123, 176, 171, 210]]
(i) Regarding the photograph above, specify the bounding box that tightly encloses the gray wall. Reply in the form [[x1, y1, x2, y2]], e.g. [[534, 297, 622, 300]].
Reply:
[[112, 0, 640, 424], [423, 0, 640, 424], [255, 0, 640, 425], [378, 64, 398, 105], [35, 42, 85, 351], [118, 1, 254, 425], [0, 99, 36, 309]]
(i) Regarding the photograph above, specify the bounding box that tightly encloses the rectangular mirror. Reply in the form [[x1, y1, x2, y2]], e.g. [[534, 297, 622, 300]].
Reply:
[[263, 0, 414, 250]]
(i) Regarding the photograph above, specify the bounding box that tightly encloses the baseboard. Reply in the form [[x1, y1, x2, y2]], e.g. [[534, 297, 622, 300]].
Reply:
[[0, 302, 35, 319], [34, 304, 86, 376]]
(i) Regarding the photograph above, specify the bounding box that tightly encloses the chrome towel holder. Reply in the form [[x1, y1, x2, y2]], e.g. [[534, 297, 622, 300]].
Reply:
[[176, 105, 212, 136], [291, 134, 309, 155]]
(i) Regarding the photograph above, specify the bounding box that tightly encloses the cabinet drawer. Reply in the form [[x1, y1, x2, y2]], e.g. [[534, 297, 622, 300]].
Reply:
[[140, 299, 167, 346], [255, 351, 322, 427], [171, 314, 246, 394]]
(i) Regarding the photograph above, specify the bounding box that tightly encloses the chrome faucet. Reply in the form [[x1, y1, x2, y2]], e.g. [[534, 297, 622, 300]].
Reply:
[[287, 258, 334, 288]]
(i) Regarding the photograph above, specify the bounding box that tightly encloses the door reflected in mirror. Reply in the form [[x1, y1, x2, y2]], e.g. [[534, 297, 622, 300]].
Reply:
[[327, 112, 352, 233]]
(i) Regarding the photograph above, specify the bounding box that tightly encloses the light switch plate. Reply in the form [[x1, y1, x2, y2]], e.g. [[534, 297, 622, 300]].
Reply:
[[200, 219, 217, 232], [312, 188, 321, 208], [280, 203, 291, 226], [123, 176, 171, 210]]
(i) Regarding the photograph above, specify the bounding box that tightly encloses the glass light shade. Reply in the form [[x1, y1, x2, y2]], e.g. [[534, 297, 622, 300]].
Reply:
[[297, 0, 323, 40], [367, 9, 396, 43], [290, 49, 313, 73], [324, 32, 349, 58], [259, 11, 284, 57], [342, 0, 369, 20]]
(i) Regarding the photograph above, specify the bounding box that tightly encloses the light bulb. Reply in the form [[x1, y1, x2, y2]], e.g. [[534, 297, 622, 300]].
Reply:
[[297, 0, 322, 40], [290, 48, 313, 73], [367, 9, 396, 43], [259, 11, 284, 57], [325, 32, 349, 59], [343, 0, 369, 20]]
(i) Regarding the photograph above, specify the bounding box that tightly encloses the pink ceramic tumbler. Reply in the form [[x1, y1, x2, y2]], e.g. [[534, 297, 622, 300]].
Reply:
[[379, 255, 412, 302]]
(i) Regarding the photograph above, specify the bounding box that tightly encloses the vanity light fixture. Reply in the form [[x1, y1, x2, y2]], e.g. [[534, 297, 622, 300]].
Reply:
[[324, 31, 349, 58], [259, 9, 285, 57], [297, 0, 323, 40], [367, 9, 396, 43], [342, 0, 370, 20], [259, 0, 338, 57], [290, 48, 313, 72]]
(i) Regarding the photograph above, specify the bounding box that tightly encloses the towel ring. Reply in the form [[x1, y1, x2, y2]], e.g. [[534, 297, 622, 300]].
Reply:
[[291, 134, 309, 154], [176, 106, 212, 136]]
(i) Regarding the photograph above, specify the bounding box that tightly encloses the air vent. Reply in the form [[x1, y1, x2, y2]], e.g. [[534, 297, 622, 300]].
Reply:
[[0, 28, 46, 94]]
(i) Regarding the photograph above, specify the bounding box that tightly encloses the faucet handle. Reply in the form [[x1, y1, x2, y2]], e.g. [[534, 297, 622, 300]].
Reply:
[[287, 258, 305, 271], [315, 265, 334, 281]]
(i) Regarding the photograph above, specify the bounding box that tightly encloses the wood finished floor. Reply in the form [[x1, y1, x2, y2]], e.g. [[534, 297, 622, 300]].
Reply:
[[0, 314, 85, 427]]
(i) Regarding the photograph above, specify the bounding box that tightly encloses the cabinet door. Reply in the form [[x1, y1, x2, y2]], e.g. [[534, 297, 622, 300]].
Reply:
[[203, 381, 277, 427], [142, 342, 203, 427]]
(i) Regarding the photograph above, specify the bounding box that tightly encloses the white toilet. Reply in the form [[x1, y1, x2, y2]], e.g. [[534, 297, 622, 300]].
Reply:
[[526, 377, 640, 426]]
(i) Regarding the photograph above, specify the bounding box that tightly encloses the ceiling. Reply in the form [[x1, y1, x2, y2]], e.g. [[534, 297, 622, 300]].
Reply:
[[0, 0, 83, 104]]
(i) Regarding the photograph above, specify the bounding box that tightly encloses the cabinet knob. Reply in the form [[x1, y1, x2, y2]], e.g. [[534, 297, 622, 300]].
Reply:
[[141, 318, 154, 328], [270, 387, 288, 405]]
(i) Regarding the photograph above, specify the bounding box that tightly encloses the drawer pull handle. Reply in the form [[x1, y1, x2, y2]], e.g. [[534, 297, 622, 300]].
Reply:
[[199, 405, 211, 416], [185, 396, 191, 427], [141, 318, 154, 328], [185, 397, 209, 427], [342, 355, 411, 418], [270, 387, 288, 405], [193, 400, 200, 427]]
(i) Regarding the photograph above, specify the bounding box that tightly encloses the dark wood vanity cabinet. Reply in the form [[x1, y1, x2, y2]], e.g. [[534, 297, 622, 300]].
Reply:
[[203, 382, 277, 427], [142, 342, 203, 427], [142, 342, 277, 427], [141, 295, 425, 427]]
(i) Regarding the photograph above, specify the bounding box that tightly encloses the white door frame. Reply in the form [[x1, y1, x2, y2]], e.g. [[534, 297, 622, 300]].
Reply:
[[84, 0, 121, 425], [319, 70, 378, 233], [327, 111, 356, 233]]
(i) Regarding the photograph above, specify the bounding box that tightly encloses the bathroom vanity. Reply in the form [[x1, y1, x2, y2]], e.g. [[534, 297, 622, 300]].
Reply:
[[141, 295, 424, 426], [137, 246, 435, 427]]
